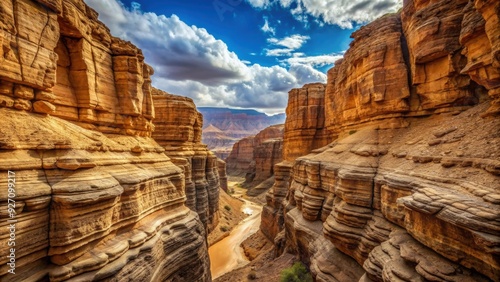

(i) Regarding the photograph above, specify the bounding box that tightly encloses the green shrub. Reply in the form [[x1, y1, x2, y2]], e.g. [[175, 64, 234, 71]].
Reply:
[[224, 205, 231, 211], [349, 130, 357, 135], [280, 262, 313, 282], [220, 225, 229, 232]]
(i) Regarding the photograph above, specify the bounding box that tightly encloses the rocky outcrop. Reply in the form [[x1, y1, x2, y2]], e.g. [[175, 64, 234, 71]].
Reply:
[[261, 1, 500, 281], [225, 136, 255, 174], [246, 125, 284, 183], [199, 107, 285, 158], [217, 158, 228, 192], [226, 124, 284, 186], [0, 0, 212, 281], [0, 0, 155, 137], [287, 106, 499, 281], [0, 107, 211, 281], [152, 88, 220, 232], [284, 83, 333, 161]]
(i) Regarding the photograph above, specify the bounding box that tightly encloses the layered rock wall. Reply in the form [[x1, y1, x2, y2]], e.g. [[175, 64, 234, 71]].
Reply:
[[152, 88, 220, 232], [284, 83, 333, 161], [246, 124, 284, 183], [0, 0, 155, 136], [0, 0, 213, 281], [0, 108, 211, 282], [261, 0, 500, 281]]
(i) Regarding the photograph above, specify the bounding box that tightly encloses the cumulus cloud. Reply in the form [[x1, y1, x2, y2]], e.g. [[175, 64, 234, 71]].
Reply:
[[246, 0, 403, 29], [265, 34, 310, 57], [267, 34, 310, 49], [86, 0, 327, 113]]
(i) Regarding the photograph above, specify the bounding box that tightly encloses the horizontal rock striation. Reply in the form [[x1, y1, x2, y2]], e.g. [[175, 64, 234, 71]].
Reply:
[[261, 0, 500, 281], [0, 108, 211, 282], [0, 0, 155, 136], [0, 0, 214, 281], [225, 124, 284, 196], [152, 88, 220, 232], [284, 83, 333, 162]]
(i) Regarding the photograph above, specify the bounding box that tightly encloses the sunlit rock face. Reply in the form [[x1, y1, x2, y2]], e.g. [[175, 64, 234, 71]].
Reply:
[[226, 124, 284, 183], [0, 0, 211, 281], [152, 88, 220, 232], [261, 0, 500, 281], [284, 83, 333, 162]]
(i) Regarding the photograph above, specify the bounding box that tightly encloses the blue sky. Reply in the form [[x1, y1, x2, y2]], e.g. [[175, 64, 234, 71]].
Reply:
[[86, 0, 402, 114]]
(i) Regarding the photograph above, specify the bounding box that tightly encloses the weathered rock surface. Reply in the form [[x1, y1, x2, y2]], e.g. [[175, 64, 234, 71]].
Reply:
[[0, 108, 211, 282], [284, 83, 333, 161], [0, 0, 156, 136], [0, 0, 213, 281], [227, 124, 284, 180], [152, 88, 220, 232], [261, 0, 500, 281], [199, 107, 285, 159], [225, 136, 256, 174]]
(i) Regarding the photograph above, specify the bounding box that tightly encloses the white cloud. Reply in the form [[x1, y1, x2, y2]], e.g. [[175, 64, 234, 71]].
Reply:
[[86, 0, 328, 114], [286, 53, 344, 67], [246, 0, 403, 29], [289, 63, 326, 84], [267, 34, 310, 49], [261, 17, 276, 35], [247, 0, 272, 8], [265, 48, 294, 57]]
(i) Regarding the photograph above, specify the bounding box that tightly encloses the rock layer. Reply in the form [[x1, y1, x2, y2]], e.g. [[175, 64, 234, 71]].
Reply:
[[0, 0, 155, 136], [0, 108, 211, 282], [152, 88, 220, 232], [261, 1, 500, 281], [0, 0, 213, 281], [284, 83, 333, 161]]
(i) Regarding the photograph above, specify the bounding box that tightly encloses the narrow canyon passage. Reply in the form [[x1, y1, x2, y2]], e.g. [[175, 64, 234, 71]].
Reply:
[[209, 199, 263, 279]]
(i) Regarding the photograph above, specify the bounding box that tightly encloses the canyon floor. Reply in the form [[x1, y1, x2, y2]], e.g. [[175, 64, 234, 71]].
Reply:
[[210, 177, 299, 282]]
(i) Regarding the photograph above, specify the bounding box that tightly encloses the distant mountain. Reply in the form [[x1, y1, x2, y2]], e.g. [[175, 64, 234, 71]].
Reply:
[[198, 107, 286, 158]]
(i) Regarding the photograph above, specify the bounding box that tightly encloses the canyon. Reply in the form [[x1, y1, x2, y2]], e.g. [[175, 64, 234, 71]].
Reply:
[[199, 107, 285, 159], [260, 0, 500, 281], [0, 0, 498, 281], [0, 0, 217, 281]]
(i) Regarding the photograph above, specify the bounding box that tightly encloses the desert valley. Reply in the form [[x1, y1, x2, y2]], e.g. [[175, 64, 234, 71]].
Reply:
[[0, 0, 499, 281]]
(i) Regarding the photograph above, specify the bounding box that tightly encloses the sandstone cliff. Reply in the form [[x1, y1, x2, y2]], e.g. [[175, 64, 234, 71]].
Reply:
[[261, 1, 500, 281], [0, 0, 213, 281], [152, 88, 220, 232], [226, 124, 284, 185]]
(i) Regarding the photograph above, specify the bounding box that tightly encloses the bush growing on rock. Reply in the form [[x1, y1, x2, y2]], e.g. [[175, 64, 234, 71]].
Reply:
[[280, 262, 312, 282]]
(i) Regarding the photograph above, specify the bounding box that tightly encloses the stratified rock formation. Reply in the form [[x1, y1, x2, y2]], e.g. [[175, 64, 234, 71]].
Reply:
[[251, 124, 284, 184], [261, 1, 500, 281], [0, 0, 212, 281], [284, 83, 333, 161], [152, 88, 220, 232], [262, 83, 333, 240], [199, 107, 285, 158], [225, 136, 255, 174]]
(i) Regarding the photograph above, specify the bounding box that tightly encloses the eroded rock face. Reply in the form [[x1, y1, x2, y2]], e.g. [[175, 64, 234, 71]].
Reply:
[[227, 124, 284, 182], [226, 136, 256, 174], [284, 106, 499, 281], [284, 83, 333, 161], [0, 0, 155, 136], [152, 88, 220, 232], [0, 1, 212, 281], [0, 108, 211, 282], [261, 0, 500, 281]]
